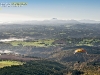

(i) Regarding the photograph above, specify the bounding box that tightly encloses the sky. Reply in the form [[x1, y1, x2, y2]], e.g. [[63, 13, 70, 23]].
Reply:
[[0, 0, 100, 22]]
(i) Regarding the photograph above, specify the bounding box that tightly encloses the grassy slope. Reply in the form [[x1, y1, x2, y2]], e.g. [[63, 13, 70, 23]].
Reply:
[[0, 60, 23, 68]]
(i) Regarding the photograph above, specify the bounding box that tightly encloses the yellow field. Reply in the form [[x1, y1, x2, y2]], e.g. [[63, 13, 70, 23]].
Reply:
[[0, 60, 23, 68]]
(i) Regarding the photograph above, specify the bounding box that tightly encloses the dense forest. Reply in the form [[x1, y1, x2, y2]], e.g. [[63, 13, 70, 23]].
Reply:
[[0, 60, 66, 75], [0, 60, 88, 75]]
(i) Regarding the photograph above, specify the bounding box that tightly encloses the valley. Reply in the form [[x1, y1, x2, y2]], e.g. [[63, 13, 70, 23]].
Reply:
[[0, 24, 100, 75]]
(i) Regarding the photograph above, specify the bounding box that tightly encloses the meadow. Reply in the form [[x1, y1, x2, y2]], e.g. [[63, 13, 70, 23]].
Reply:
[[0, 60, 23, 68], [6, 39, 54, 47]]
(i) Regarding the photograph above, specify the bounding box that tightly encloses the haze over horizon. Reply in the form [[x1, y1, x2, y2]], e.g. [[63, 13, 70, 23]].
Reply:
[[0, 0, 100, 22]]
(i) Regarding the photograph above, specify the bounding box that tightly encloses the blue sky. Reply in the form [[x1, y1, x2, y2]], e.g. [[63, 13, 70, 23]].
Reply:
[[0, 0, 100, 21]]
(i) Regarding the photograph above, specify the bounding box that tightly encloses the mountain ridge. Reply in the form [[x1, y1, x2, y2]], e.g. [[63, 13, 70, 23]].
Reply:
[[0, 19, 100, 25]]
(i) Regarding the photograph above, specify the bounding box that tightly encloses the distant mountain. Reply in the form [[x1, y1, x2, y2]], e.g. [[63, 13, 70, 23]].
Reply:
[[0, 19, 100, 25], [16, 18, 79, 25], [15, 19, 100, 24], [41, 18, 80, 25], [79, 19, 100, 23]]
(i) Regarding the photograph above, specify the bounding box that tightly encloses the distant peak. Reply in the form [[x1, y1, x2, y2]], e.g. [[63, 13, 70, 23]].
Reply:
[[52, 18, 58, 20]]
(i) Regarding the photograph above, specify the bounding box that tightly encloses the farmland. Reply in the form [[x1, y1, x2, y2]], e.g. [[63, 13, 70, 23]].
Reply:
[[0, 60, 23, 68]]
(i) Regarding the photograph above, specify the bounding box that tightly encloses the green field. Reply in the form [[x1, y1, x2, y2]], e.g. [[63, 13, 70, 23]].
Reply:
[[0, 60, 23, 68], [6, 39, 54, 47]]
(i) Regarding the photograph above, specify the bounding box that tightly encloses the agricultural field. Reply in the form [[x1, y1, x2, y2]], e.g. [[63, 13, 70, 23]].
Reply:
[[0, 60, 23, 68], [5, 39, 55, 47]]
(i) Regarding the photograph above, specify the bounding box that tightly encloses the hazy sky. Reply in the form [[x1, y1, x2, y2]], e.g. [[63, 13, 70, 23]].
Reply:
[[0, 0, 100, 21]]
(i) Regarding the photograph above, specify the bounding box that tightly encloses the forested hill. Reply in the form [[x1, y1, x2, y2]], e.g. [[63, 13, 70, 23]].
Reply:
[[0, 60, 66, 75], [0, 24, 100, 75], [0, 23, 100, 39]]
